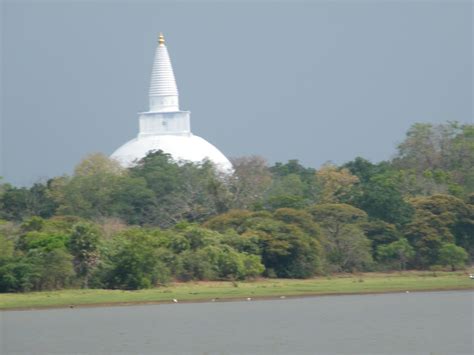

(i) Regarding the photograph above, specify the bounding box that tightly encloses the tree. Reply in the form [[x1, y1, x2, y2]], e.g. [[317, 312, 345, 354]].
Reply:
[[362, 220, 401, 255], [394, 122, 474, 194], [315, 163, 359, 203], [437, 243, 468, 271], [308, 203, 368, 226], [308, 204, 372, 272], [228, 156, 272, 210], [69, 222, 101, 288], [273, 208, 321, 238], [405, 194, 474, 267], [263, 174, 309, 210], [131, 151, 230, 227], [0, 257, 39, 292], [204, 209, 254, 234], [353, 172, 414, 226], [264, 160, 319, 209], [0, 182, 57, 221], [254, 221, 322, 278], [104, 229, 170, 289], [0, 222, 15, 259], [175, 245, 264, 281], [404, 218, 447, 269], [395, 123, 442, 173], [33, 249, 75, 290], [17, 231, 69, 253], [206, 210, 323, 278], [324, 225, 373, 272], [175, 249, 217, 281], [270, 160, 316, 183], [49, 154, 125, 218], [109, 176, 156, 225], [344, 157, 383, 184], [376, 238, 415, 270]]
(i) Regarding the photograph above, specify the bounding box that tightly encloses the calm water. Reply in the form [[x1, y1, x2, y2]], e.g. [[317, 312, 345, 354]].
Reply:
[[1, 290, 473, 355]]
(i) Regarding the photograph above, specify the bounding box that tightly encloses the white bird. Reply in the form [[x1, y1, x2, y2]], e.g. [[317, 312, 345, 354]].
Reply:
[[405, 291, 410, 294], [280, 296, 286, 299], [172, 299, 178, 303], [246, 297, 252, 301]]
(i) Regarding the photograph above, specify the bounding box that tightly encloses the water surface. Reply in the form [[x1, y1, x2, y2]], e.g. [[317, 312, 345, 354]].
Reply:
[[1, 290, 472, 354]]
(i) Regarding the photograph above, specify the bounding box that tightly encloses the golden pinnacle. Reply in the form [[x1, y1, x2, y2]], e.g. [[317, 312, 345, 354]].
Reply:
[[158, 33, 165, 46]]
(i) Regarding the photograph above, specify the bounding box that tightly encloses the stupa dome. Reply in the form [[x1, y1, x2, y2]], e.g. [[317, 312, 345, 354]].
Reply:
[[111, 33, 232, 173], [112, 134, 232, 172]]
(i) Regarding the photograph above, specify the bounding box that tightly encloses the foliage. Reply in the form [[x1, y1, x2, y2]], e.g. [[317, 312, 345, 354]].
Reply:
[[437, 243, 468, 271], [0, 121, 473, 293], [405, 194, 474, 268], [130, 151, 230, 226], [102, 229, 170, 290], [206, 209, 323, 278], [69, 222, 102, 287], [315, 163, 359, 203], [308, 204, 372, 271], [376, 238, 415, 270], [0, 182, 57, 221], [228, 156, 272, 209], [353, 172, 414, 226], [362, 220, 401, 255]]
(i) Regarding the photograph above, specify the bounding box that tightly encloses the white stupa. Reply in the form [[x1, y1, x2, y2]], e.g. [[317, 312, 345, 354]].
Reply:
[[111, 34, 232, 173]]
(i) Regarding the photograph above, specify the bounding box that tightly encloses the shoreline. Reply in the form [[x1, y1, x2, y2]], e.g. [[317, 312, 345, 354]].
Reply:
[[3, 286, 473, 312], [1, 271, 472, 311]]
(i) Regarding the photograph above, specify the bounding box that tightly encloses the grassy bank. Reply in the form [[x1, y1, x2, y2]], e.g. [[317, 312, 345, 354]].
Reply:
[[1, 270, 472, 310]]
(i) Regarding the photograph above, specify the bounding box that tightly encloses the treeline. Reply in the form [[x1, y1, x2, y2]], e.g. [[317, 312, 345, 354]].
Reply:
[[0, 121, 472, 292]]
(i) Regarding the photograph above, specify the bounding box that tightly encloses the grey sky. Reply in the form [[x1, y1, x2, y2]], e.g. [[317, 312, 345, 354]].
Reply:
[[1, 0, 472, 186]]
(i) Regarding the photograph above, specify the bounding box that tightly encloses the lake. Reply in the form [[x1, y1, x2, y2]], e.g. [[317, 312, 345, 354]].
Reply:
[[1, 290, 472, 354]]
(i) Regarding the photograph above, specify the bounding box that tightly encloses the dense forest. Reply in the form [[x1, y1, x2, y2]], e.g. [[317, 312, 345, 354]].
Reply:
[[0, 121, 472, 292]]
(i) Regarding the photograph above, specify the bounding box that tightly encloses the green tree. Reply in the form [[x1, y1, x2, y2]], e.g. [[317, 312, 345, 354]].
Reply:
[[362, 220, 401, 255], [394, 122, 474, 194], [273, 208, 321, 237], [175, 249, 217, 281], [69, 222, 102, 288], [410, 194, 474, 258], [33, 249, 75, 290], [203, 209, 253, 234], [0, 223, 15, 260], [0, 183, 57, 221], [308, 204, 372, 271], [0, 257, 39, 292], [355, 172, 414, 226], [243, 218, 322, 278], [49, 153, 125, 218], [206, 210, 323, 278], [264, 160, 319, 209], [109, 175, 156, 225], [104, 229, 170, 289], [405, 195, 474, 267], [263, 174, 308, 210], [131, 151, 230, 227], [376, 238, 415, 270], [308, 203, 368, 226], [437, 243, 469, 271]]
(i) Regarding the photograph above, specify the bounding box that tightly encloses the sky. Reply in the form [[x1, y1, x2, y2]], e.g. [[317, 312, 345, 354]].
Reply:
[[1, 0, 472, 186]]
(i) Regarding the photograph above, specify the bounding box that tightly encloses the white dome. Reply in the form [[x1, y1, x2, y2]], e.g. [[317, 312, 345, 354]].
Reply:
[[111, 34, 232, 174], [111, 134, 233, 173]]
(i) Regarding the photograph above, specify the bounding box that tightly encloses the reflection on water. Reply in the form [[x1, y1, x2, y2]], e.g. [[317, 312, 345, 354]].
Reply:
[[1, 290, 473, 355]]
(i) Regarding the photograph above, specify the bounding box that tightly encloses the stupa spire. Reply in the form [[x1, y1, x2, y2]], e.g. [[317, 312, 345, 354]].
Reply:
[[149, 33, 179, 112], [111, 35, 233, 173]]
